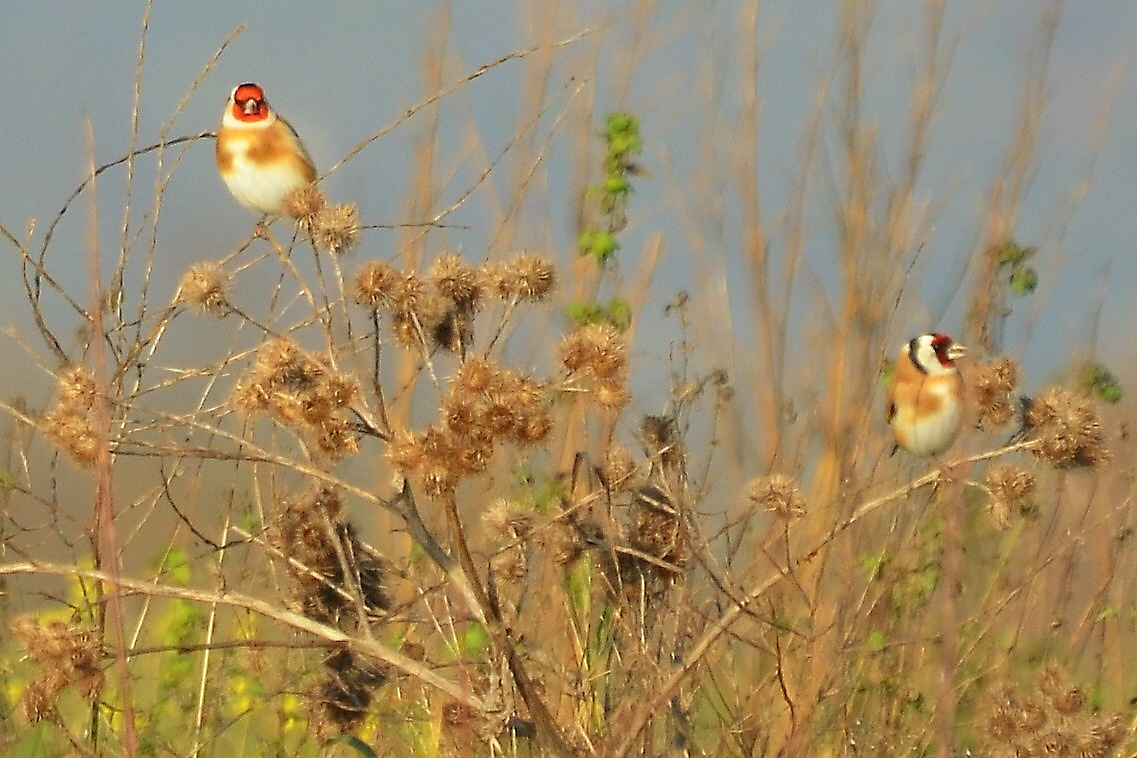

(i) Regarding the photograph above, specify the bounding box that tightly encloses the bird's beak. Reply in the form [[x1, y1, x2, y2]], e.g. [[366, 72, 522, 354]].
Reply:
[[947, 343, 968, 362], [242, 99, 259, 116]]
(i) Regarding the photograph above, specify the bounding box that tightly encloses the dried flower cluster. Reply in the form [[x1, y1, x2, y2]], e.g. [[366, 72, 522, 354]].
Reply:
[[274, 487, 389, 627], [745, 474, 807, 518], [42, 365, 100, 465], [233, 338, 360, 459], [981, 666, 1122, 756], [284, 185, 361, 255], [177, 261, 230, 315], [1024, 388, 1110, 467], [11, 616, 103, 722], [627, 483, 687, 568], [388, 358, 552, 498], [602, 444, 640, 493], [983, 464, 1037, 528], [560, 323, 630, 409], [273, 487, 390, 732], [483, 498, 535, 583], [641, 415, 683, 473], [596, 481, 687, 614], [353, 252, 556, 354], [482, 253, 557, 301], [971, 356, 1020, 428]]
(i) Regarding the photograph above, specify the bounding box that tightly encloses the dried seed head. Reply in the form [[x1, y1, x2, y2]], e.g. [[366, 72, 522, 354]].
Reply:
[[390, 272, 426, 314], [309, 202, 361, 255], [594, 380, 631, 409], [284, 184, 327, 220], [483, 498, 534, 542], [387, 431, 424, 473], [603, 445, 639, 492], [43, 407, 98, 465], [641, 415, 683, 471], [971, 356, 1020, 427], [353, 260, 399, 309], [178, 261, 229, 315], [486, 253, 557, 301], [314, 419, 359, 458], [1038, 665, 1086, 715], [983, 464, 1036, 528], [57, 366, 97, 408], [455, 357, 495, 394], [561, 323, 626, 380], [745, 474, 807, 518], [511, 410, 553, 445], [11, 616, 104, 721], [1025, 388, 1110, 467], [629, 484, 685, 565], [235, 339, 359, 460], [429, 253, 482, 307]]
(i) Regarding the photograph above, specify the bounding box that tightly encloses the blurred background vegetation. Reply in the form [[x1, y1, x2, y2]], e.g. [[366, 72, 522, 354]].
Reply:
[[0, 1, 1134, 755]]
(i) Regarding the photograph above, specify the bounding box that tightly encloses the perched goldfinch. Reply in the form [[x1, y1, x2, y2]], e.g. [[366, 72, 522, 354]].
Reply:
[[886, 332, 967, 457], [215, 82, 316, 215]]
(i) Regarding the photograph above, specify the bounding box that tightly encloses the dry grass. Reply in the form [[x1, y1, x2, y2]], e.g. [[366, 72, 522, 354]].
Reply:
[[0, 1, 1133, 756]]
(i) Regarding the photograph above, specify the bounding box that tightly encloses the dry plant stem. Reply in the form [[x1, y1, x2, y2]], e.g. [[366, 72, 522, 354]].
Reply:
[[84, 118, 139, 757], [322, 27, 596, 179], [936, 475, 965, 756], [317, 507, 373, 637], [603, 441, 1039, 756], [193, 516, 229, 756], [0, 561, 488, 712], [440, 492, 575, 757]]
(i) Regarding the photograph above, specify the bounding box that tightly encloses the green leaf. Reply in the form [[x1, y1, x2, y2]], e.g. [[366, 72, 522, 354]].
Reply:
[[867, 630, 886, 650], [1008, 266, 1038, 295], [461, 622, 491, 657], [564, 560, 591, 617], [604, 298, 632, 330]]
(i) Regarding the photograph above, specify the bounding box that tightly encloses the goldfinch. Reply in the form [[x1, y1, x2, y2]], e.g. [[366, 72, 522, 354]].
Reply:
[[885, 332, 967, 457], [215, 82, 316, 216]]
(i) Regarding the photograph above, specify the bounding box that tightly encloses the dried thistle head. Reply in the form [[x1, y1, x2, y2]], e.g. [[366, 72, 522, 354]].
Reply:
[[561, 323, 627, 381], [43, 407, 98, 465], [629, 483, 686, 565], [11, 616, 104, 722], [983, 464, 1037, 528], [971, 356, 1019, 428], [43, 366, 104, 465], [602, 445, 640, 492], [308, 202, 361, 255], [386, 424, 461, 499], [234, 339, 359, 460], [276, 487, 387, 626], [255, 338, 323, 391], [284, 184, 327, 220], [483, 498, 534, 543], [486, 253, 557, 301], [429, 253, 482, 308], [641, 415, 683, 471], [57, 366, 97, 408], [1038, 666, 1086, 716], [353, 260, 399, 309], [745, 474, 807, 518], [981, 666, 1124, 757], [177, 261, 229, 315], [1025, 388, 1110, 467], [455, 357, 496, 394]]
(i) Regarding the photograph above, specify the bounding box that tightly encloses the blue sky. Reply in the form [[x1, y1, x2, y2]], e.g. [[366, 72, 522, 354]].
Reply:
[[1, 1, 1134, 412]]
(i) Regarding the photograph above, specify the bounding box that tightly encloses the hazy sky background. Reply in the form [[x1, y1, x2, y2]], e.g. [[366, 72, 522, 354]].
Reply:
[[1, 1, 1134, 417]]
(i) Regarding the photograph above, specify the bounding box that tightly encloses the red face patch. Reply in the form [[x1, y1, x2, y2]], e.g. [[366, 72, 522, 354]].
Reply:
[[931, 333, 956, 366], [231, 83, 267, 120]]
